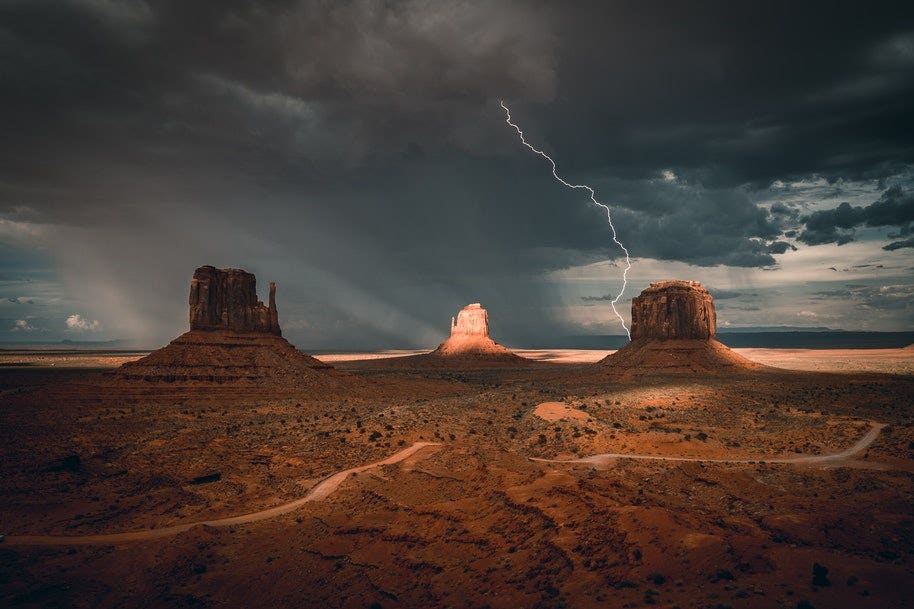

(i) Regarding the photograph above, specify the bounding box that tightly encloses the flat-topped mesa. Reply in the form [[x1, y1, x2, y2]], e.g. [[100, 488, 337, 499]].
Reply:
[[189, 266, 280, 335], [630, 280, 715, 340], [598, 279, 761, 375]]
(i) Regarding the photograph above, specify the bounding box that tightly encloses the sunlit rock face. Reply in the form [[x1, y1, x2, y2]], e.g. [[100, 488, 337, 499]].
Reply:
[[189, 266, 280, 335], [449, 303, 489, 338], [434, 303, 513, 357], [599, 280, 760, 375], [630, 280, 716, 340]]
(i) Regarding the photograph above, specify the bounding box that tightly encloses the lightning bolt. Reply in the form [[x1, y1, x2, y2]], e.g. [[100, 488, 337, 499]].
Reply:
[[499, 100, 632, 340]]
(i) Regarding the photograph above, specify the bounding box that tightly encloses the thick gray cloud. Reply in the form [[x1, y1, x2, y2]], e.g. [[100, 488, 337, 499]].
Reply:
[[798, 186, 914, 245], [884, 238, 914, 251], [1, 1, 913, 344]]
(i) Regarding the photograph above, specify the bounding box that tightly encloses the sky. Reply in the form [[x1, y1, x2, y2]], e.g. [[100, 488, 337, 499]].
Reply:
[[1, 0, 913, 349]]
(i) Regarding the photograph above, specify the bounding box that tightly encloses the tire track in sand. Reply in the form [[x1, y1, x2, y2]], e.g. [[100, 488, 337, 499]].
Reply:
[[3, 442, 441, 546], [531, 422, 886, 467]]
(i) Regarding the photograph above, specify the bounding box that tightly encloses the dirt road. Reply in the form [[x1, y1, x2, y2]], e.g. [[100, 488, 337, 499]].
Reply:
[[532, 422, 887, 467], [3, 441, 440, 547]]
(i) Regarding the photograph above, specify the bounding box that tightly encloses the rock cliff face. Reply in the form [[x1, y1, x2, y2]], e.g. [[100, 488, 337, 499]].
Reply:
[[450, 303, 489, 338], [111, 266, 351, 390], [630, 280, 715, 340], [189, 266, 280, 335], [426, 303, 529, 364], [599, 280, 760, 375]]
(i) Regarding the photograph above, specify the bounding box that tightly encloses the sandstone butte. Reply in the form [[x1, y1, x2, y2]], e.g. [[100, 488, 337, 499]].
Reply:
[[407, 303, 529, 366], [112, 266, 346, 389], [600, 280, 761, 375]]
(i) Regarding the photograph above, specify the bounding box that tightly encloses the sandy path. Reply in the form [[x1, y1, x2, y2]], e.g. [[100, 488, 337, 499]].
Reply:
[[3, 442, 440, 547], [532, 423, 886, 467]]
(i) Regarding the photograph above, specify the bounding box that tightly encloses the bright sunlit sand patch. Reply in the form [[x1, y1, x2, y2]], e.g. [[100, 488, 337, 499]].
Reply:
[[533, 401, 590, 422], [735, 348, 914, 374], [313, 350, 427, 362]]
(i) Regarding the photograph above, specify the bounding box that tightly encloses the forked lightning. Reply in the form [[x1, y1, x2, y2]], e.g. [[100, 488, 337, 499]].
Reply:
[[499, 100, 632, 339]]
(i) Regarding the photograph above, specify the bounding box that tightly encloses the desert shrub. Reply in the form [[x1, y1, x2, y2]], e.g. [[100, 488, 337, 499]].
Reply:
[[812, 563, 830, 586], [646, 573, 665, 585]]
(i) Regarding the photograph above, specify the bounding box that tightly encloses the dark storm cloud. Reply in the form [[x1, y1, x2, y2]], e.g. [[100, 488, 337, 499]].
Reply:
[[884, 238, 914, 251], [2, 1, 914, 343], [708, 289, 745, 300], [541, 3, 914, 187], [797, 186, 914, 245]]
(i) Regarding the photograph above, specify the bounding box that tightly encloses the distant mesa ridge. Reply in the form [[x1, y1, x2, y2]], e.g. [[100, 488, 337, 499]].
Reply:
[[600, 279, 761, 375], [189, 265, 280, 335]]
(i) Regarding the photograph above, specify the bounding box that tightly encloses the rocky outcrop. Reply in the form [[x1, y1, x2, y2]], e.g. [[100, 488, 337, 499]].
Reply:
[[111, 266, 351, 391], [599, 280, 761, 376], [189, 266, 280, 335], [433, 303, 516, 358], [449, 303, 489, 338], [360, 303, 533, 368], [631, 280, 715, 339]]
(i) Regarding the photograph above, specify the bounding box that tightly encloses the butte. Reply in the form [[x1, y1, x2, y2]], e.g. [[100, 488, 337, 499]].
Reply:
[[598, 280, 761, 376], [373, 303, 533, 368], [110, 266, 351, 393]]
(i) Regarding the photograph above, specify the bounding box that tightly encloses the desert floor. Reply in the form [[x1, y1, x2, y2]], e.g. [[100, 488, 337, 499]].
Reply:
[[1, 347, 913, 608]]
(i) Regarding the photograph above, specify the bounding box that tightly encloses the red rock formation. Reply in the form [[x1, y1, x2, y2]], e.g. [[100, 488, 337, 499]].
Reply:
[[449, 303, 490, 338], [630, 280, 715, 339], [599, 280, 761, 375], [433, 303, 516, 358], [189, 266, 280, 335], [111, 266, 351, 390]]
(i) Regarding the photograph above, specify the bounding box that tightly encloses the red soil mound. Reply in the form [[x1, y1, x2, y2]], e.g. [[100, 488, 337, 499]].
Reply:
[[110, 330, 347, 388], [597, 338, 763, 376]]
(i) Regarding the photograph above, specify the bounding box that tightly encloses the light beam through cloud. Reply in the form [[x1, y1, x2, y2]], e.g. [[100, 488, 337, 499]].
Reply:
[[500, 100, 632, 339]]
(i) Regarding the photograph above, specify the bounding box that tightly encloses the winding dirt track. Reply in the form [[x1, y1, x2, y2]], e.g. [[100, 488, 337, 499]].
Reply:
[[3, 442, 440, 547], [1, 425, 889, 547], [531, 422, 886, 467]]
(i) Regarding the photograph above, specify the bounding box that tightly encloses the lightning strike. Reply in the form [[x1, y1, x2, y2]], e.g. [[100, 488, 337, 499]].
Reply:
[[499, 100, 632, 340]]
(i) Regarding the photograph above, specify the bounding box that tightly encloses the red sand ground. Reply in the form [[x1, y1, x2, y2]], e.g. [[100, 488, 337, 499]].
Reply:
[[1, 346, 913, 609]]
